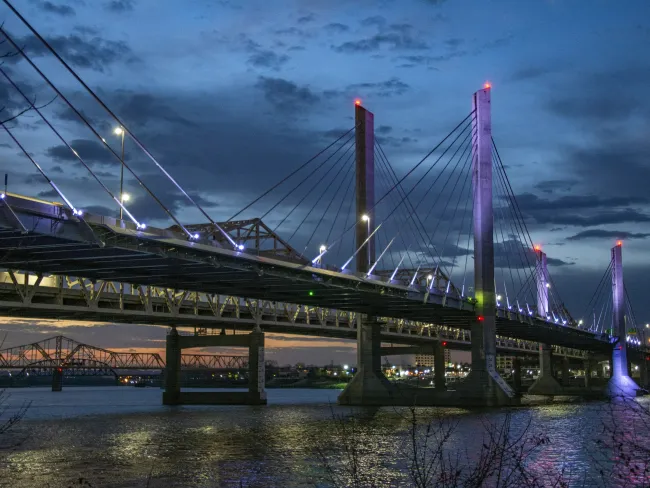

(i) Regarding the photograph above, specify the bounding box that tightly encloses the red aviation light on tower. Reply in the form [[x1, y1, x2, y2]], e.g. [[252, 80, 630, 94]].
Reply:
[[354, 98, 362, 106], [616, 240, 623, 247], [534, 244, 541, 252], [483, 81, 492, 89]]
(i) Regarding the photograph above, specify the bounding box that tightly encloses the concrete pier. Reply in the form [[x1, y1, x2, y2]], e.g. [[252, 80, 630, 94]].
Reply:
[[606, 242, 638, 397], [434, 342, 446, 391], [513, 358, 522, 394], [457, 86, 516, 406], [528, 249, 564, 396], [163, 327, 267, 405], [338, 316, 397, 405], [51, 367, 63, 392], [528, 343, 563, 395]]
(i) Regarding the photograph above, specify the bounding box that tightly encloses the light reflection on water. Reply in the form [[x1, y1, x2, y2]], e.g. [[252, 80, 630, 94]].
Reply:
[[0, 387, 645, 487]]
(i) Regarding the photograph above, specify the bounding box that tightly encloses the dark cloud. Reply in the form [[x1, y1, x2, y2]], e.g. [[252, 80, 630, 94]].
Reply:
[[297, 13, 315, 24], [37, 188, 59, 198], [14, 33, 137, 72], [533, 179, 579, 194], [377, 125, 393, 134], [30, 0, 75, 16], [240, 35, 291, 70], [333, 22, 427, 53], [46, 139, 124, 167], [104, 0, 135, 12], [345, 78, 410, 98], [324, 23, 349, 33], [510, 65, 560, 82], [360, 16, 386, 27], [248, 50, 289, 70], [515, 193, 649, 212], [566, 230, 650, 241], [256, 76, 320, 112]]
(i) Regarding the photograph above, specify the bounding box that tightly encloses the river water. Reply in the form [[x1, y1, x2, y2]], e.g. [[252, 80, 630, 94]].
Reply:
[[0, 387, 646, 487]]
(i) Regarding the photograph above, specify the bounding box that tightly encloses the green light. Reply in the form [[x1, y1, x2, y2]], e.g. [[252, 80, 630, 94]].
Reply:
[[309, 291, 314, 296]]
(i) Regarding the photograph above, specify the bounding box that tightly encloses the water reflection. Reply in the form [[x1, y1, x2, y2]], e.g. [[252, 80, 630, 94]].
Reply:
[[0, 388, 647, 487]]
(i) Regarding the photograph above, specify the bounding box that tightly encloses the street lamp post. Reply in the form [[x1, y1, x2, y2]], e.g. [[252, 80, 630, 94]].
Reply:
[[114, 127, 126, 220], [361, 214, 370, 267]]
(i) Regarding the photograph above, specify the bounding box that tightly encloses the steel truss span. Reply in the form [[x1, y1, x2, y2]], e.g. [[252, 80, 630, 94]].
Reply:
[[0, 194, 607, 353], [0, 335, 248, 372], [0, 269, 587, 359]]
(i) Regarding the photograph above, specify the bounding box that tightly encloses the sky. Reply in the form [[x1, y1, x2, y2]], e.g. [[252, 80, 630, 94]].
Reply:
[[0, 0, 648, 366]]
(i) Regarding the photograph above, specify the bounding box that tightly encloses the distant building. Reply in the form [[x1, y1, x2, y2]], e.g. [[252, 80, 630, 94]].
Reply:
[[415, 348, 451, 368], [496, 356, 515, 373]]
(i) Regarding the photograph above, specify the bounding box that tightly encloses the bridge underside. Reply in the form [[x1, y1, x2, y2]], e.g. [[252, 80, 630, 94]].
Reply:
[[0, 195, 608, 352]]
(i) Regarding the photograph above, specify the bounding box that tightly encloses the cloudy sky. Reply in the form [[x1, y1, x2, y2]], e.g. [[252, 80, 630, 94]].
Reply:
[[0, 0, 648, 365]]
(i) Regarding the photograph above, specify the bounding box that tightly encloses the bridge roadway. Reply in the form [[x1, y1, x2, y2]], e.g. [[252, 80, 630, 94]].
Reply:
[[0, 193, 610, 355]]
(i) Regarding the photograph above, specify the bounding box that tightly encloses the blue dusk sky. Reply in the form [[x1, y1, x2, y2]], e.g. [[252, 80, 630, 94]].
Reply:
[[0, 0, 648, 365]]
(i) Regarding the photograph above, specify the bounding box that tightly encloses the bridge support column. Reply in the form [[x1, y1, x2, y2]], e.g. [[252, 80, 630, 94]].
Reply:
[[162, 328, 266, 405], [561, 356, 570, 386], [513, 358, 522, 394], [639, 354, 648, 389], [247, 329, 267, 405], [51, 367, 63, 392], [528, 343, 563, 395], [607, 242, 637, 397], [457, 86, 516, 406], [162, 327, 181, 405], [434, 341, 446, 391], [584, 357, 593, 389], [338, 316, 396, 405], [355, 102, 375, 271]]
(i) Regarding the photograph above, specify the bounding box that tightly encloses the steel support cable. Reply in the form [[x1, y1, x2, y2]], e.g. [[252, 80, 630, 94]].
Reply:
[[624, 285, 640, 329], [491, 152, 536, 306], [313, 113, 474, 268], [447, 154, 474, 287], [492, 146, 544, 308], [491, 161, 520, 307], [228, 125, 357, 222], [371, 171, 396, 271], [491, 152, 531, 303], [260, 133, 355, 224], [492, 139, 565, 315], [324, 168, 355, 247], [0, 29, 190, 235], [298, 151, 355, 256], [0, 68, 141, 227], [373, 146, 430, 274], [354, 123, 474, 276], [373, 147, 423, 271], [2, 125, 79, 213], [433, 148, 473, 293], [581, 261, 613, 325], [336, 180, 356, 262], [279, 138, 355, 243], [376, 140, 445, 271], [1, 3, 236, 245], [428, 139, 473, 257]]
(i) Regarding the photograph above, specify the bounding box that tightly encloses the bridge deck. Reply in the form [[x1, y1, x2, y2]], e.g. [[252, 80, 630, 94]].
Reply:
[[0, 194, 609, 352]]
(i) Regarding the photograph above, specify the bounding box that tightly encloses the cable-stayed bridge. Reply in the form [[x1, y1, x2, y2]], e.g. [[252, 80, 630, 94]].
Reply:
[[0, 1, 646, 406]]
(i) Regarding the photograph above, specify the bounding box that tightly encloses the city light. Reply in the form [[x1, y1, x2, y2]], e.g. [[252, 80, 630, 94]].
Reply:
[[121, 193, 130, 202], [343, 365, 348, 370], [427, 274, 433, 280], [546, 283, 551, 288], [237, 244, 245, 251], [496, 295, 502, 301], [113, 127, 123, 135], [309, 290, 314, 296], [361, 214, 369, 222], [319, 245, 326, 253]]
